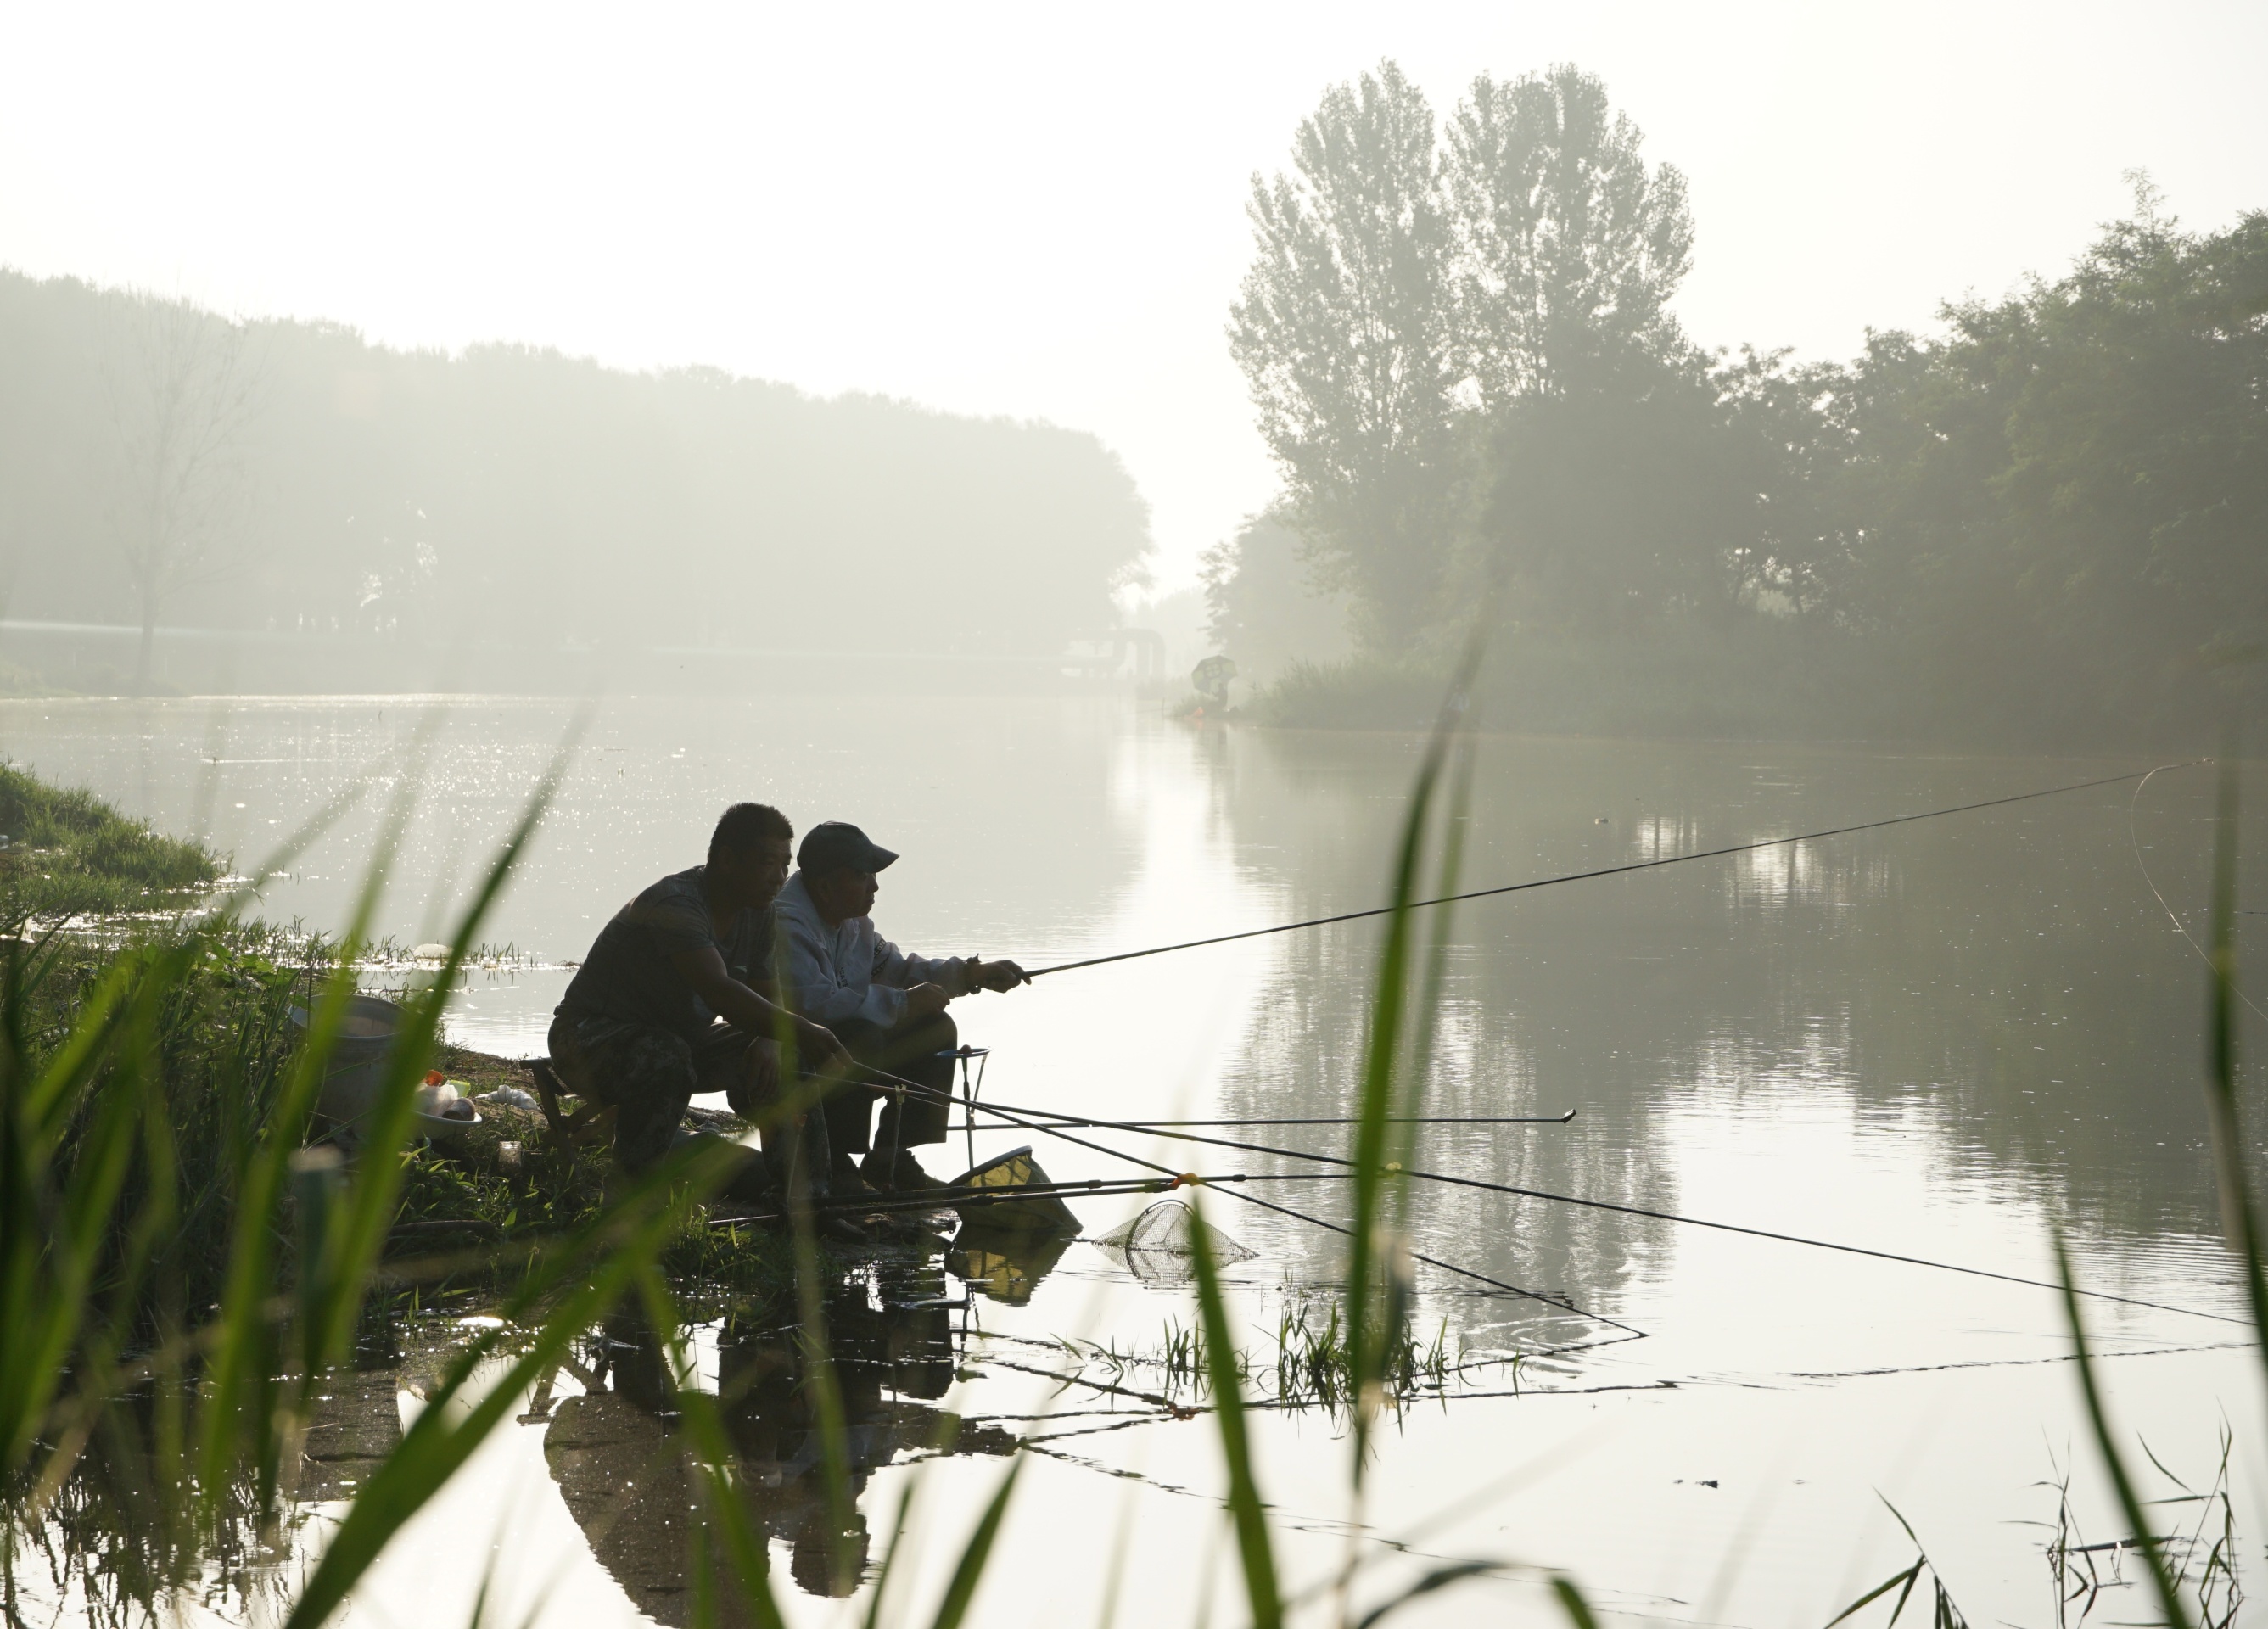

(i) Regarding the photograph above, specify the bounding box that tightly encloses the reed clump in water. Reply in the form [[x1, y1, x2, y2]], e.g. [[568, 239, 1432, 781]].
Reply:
[[1061, 1302, 1462, 1417]]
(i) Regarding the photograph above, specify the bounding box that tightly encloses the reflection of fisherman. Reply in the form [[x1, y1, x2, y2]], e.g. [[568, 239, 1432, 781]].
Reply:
[[715, 1279, 1014, 1598], [543, 1281, 1013, 1612], [547, 804, 854, 1220], [774, 822, 1026, 1195]]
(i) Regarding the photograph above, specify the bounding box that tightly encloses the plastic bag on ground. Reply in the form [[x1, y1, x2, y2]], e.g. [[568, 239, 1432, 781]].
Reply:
[[474, 1084, 541, 1112]]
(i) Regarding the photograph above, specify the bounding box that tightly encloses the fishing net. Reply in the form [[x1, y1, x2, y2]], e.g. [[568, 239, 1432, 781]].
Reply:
[[1094, 1199, 1255, 1285]]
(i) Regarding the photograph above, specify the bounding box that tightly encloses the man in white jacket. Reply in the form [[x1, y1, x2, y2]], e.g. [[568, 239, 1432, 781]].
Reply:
[[773, 821, 1026, 1193]]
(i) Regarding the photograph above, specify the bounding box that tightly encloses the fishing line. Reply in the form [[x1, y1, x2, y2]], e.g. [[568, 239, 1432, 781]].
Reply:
[[710, 1173, 1362, 1228], [903, 1074, 1627, 1326], [944, 1112, 1574, 1133], [1201, 1181, 1645, 1337], [1024, 766, 2184, 979], [949, 1094, 2245, 1327], [2126, 762, 2268, 1025]]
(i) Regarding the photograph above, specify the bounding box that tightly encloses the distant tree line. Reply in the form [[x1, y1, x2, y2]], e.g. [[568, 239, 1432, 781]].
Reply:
[[1216, 62, 2268, 745], [0, 273, 1152, 686]]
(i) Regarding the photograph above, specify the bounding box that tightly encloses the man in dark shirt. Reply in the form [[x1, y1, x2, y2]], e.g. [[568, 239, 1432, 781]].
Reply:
[[548, 803, 852, 1219]]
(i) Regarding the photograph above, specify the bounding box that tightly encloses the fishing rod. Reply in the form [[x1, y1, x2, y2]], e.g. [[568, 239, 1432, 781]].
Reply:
[[705, 1173, 1334, 1229], [2127, 764, 2268, 1027], [830, 1169, 1359, 1222], [708, 1185, 1155, 1230], [856, 1065, 1640, 1330], [1023, 765, 2185, 979], [1203, 1180, 1625, 1327], [943, 1093, 2246, 1328], [944, 1111, 1575, 1133]]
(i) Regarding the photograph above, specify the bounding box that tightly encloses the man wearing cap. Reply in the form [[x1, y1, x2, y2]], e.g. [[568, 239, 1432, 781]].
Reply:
[[774, 821, 1027, 1193], [548, 803, 860, 1235]]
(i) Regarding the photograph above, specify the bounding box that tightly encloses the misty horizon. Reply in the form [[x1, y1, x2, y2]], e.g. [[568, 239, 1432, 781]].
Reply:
[[6, 2, 2262, 590]]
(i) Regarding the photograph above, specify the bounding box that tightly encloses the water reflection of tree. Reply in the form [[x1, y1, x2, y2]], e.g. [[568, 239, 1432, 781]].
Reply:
[[1211, 731, 2265, 1322], [1225, 954, 1675, 1341]]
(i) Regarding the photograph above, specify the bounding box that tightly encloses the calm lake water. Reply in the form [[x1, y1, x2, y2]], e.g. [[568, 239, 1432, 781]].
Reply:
[[4, 692, 2262, 1628]]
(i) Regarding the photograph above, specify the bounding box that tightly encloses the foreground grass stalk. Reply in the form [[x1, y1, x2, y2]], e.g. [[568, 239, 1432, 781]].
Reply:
[[921, 1460, 1024, 1629], [197, 739, 440, 1510], [2036, 755, 2254, 1629], [634, 1266, 790, 1629], [280, 1158, 721, 1629], [1187, 1190, 1282, 1629], [1335, 638, 1483, 1628], [2054, 1235, 2193, 1629], [2199, 759, 2268, 1389]]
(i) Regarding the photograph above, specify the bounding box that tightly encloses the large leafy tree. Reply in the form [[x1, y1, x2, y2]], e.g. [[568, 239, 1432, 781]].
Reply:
[[1828, 187, 2268, 738], [1229, 61, 1710, 658], [1229, 61, 1459, 653], [1445, 64, 1695, 405], [1476, 345, 1840, 637], [1445, 67, 1735, 635]]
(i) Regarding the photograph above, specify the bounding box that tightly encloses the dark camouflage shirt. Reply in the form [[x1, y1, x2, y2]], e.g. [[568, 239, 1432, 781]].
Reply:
[[560, 866, 772, 1041]]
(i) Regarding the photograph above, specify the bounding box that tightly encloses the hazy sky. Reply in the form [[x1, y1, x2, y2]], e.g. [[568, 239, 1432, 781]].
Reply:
[[4, 2, 2264, 594]]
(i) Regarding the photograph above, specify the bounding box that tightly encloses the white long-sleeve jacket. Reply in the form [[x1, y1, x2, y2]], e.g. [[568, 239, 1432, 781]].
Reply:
[[771, 870, 974, 1030]]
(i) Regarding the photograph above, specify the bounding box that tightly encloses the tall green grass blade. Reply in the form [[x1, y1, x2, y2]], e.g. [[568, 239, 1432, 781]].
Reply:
[[2, 942, 192, 1485], [787, 1190, 857, 1593], [924, 1458, 1023, 1629], [19, 945, 136, 1132], [1089, 1471, 1142, 1629], [1551, 1575, 1604, 1629], [1345, 734, 1437, 1470], [860, 1481, 919, 1629], [2198, 757, 2268, 1385], [1352, 1560, 1495, 1628], [2054, 1232, 2193, 1629], [2032, 744, 2268, 1629], [1347, 635, 1482, 1482], [197, 735, 430, 1500], [1399, 730, 1476, 1178], [304, 742, 572, 1380], [1185, 1191, 1280, 1629], [279, 1163, 696, 1629], [1822, 1564, 1924, 1629], [628, 1261, 790, 1629]]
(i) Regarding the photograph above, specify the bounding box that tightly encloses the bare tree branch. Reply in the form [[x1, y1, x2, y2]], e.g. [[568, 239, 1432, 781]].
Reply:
[[103, 294, 266, 687]]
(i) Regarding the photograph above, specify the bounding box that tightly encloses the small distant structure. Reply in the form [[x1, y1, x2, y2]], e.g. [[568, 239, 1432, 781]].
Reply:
[[1111, 627, 1166, 680], [1191, 655, 1237, 708]]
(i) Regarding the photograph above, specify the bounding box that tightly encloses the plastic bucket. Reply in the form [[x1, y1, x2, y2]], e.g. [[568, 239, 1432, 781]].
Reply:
[[288, 994, 406, 1131]]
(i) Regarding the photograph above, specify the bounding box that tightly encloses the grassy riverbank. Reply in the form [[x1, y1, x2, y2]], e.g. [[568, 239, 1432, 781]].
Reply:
[[0, 762, 221, 918], [1, 764, 793, 1323], [1235, 620, 2078, 746]]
